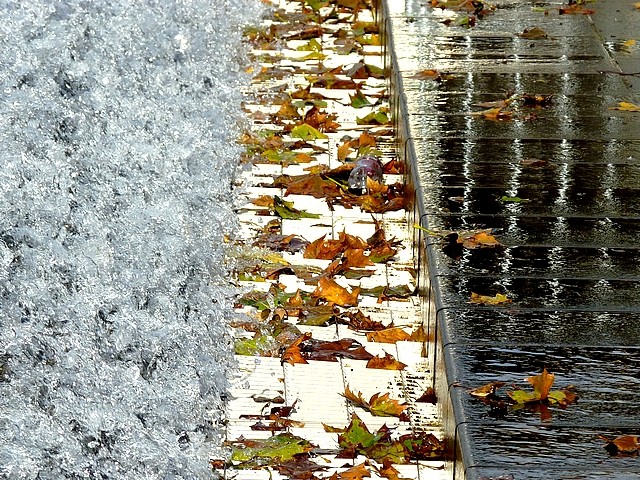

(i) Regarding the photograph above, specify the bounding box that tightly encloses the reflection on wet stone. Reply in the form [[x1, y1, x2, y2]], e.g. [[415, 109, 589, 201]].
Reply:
[[393, 0, 640, 476]]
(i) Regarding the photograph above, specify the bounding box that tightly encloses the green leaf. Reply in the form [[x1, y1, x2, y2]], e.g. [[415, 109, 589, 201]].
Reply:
[[365, 440, 407, 464], [273, 196, 320, 219], [356, 109, 390, 125], [303, 0, 329, 12], [501, 196, 529, 203], [507, 388, 539, 404], [229, 433, 314, 464], [349, 90, 373, 108], [290, 123, 328, 140], [339, 414, 378, 449], [300, 51, 327, 61], [234, 335, 278, 356], [296, 38, 323, 52]]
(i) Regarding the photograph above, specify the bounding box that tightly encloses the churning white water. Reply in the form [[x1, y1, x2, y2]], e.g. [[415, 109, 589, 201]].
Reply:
[[0, 1, 261, 478]]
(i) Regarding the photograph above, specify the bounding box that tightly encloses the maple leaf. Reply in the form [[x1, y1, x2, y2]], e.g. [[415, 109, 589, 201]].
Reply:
[[300, 337, 373, 362], [337, 140, 353, 160], [343, 385, 409, 419], [312, 277, 360, 306], [520, 27, 547, 39], [469, 292, 511, 305], [227, 433, 315, 465], [281, 333, 311, 365], [290, 123, 329, 140], [273, 196, 320, 219], [350, 89, 373, 108], [365, 327, 411, 344], [366, 353, 407, 370], [412, 69, 441, 80], [600, 435, 640, 455], [332, 462, 371, 480], [506, 369, 577, 407]]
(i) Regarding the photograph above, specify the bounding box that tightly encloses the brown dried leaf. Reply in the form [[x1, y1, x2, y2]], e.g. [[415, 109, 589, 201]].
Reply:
[[312, 277, 360, 307], [469, 381, 506, 398], [469, 292, 511, 305], [366, 327, 411, 344], [366, 353, 407, 370], [281, 333, 311, 365], [338, 140, 354, 161]]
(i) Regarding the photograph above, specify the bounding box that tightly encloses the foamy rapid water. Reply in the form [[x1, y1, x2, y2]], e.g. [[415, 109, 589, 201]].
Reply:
[[0, 1, 261, 478]]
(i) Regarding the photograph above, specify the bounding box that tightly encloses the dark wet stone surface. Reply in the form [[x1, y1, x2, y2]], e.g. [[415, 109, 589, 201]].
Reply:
[[388, 0, 640, 476], [439, 310, 640, 346]]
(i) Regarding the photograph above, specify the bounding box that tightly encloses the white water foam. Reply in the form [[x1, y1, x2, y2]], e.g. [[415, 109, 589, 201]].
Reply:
[[0, 1, 261, 478]]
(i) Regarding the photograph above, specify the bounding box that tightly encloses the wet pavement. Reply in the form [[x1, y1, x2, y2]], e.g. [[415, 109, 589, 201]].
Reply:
[[383, 0, 640, 478]]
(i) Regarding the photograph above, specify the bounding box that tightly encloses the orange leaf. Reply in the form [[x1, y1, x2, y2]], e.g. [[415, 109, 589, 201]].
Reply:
[[366, 327, 410, 344], [526, 368, 555, 400], [609, 101, 640, 112], [366, 353, 406, 370], [281, 333, 311, 365], [342, 248, 374, 268], [338, 140, 354, 161], [472, 107, 513, 120], [461, 230, 501, 248], [312, 277, 360, 307], [357, 131, 377, 151], [413, 69, 440, 80], [602, 435, 640, 455], [336, 462, 371, 479]]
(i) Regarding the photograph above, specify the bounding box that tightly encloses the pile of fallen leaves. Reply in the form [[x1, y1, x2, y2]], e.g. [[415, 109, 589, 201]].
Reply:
[[225, 0, 445, 478]]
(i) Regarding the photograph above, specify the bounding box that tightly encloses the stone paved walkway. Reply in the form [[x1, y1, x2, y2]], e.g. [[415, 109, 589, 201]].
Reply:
[[222, 1, 446, 479], [385, 0, 640, 479]]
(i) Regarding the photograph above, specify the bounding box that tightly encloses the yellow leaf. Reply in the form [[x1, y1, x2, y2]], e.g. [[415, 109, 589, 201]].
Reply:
[[312, 277, 360, 306], [469, 292, 511, 305], [609, 101, 640, 112], [634, 2, 640, 9], [366, 327, 411, 344], [623, 39, 637, 48]]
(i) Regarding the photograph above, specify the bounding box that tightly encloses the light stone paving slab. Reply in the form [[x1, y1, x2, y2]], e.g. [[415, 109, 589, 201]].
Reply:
[[225, 1, 446, 478]]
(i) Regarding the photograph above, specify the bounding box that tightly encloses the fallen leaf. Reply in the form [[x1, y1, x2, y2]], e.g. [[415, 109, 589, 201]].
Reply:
[[290, 123, 329, 140], [275, 455, 327, 478], [312, 277, 360, 306], [559, 3, 595, 15], [507, 368, 577, 407], [469, 292, 511, 305], [412, 69, 441, 80], [460, 230, 501, 249], [609, 101, 640, 112], [300, 337, 374, 362], [601, 435, 640, 455], [281, 333, 311, 365], [227, 433, 315, 466], [335, 462, 371, 480], [471, 107, 513, 120], [367, 353, 407, 370], [520, 27, 548, 39], [366, 327, 411, 343], [273, 196, 321, 219], [343, 386, 409, 419], [469, 381, 506, 398], [350, 89, 373, 108], [416, 387, 437, 404]]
